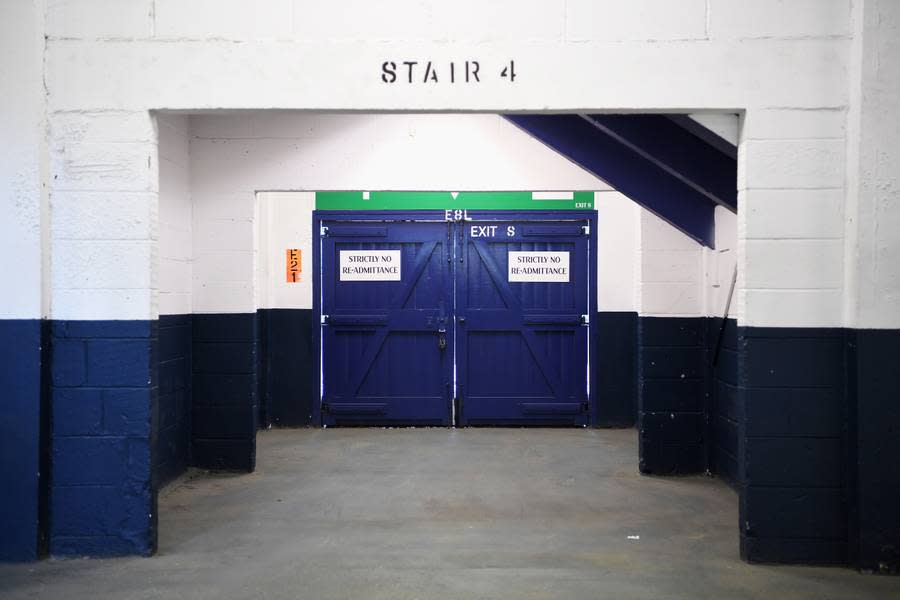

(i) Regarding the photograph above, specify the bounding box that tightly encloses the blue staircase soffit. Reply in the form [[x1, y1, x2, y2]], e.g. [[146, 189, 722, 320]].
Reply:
[[504, 113, 738, 248]]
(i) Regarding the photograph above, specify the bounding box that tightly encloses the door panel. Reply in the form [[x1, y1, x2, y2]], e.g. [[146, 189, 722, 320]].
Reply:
[[321, 221, 451, 425], [456, 220, 590, 426], [319, 215, 591, 427]]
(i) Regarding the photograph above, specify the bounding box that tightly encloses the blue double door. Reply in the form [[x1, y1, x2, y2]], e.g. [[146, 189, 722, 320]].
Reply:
[[320, 214, 591, 427]]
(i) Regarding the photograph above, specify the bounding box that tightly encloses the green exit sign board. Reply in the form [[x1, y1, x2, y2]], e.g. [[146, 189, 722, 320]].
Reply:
[[315, 191, 594, 211]]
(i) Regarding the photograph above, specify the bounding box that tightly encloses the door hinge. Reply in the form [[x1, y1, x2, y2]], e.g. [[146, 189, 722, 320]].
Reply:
[[320, 225, 328, 236], [321, 402, 330, 414], [581, 401, 589, 414], [582, 224, 590, 236], [580, 314, 590, 325], [321, 314, 329, 325]]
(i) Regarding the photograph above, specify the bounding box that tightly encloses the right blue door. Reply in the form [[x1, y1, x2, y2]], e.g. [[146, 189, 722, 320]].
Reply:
[[456, 218, 591, 426]]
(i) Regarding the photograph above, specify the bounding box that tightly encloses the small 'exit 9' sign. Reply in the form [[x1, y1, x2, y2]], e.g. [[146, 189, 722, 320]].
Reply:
[[286, 249, 302, 283]]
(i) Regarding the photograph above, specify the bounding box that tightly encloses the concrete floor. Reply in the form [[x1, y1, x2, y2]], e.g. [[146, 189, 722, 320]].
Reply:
[[1, 429, 897, 599]]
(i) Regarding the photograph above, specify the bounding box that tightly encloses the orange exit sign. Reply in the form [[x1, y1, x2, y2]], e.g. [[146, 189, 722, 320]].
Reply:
[[286, 249, 301, 282]]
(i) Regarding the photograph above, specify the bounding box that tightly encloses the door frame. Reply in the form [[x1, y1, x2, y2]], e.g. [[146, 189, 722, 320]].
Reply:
[[312, 209, 598, 427]]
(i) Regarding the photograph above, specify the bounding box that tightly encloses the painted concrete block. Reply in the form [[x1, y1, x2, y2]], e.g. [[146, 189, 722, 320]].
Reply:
[[52, 192, 154, 240], [51, 340, 86, 386], [158, 292, 192, 317], [641, 282, 702, 316], [743, 189, 844, 239], [54, 287, 154, 321], [192, 251, 253, 284], [290, 0, 564, 43], [51, 141, 156, 192], [86, 340, 151, 387], [50, 485, 148, 537], [745, 438, 842, 487], [52, 240, 152, 290], [567, 0, 707, 41], [52, 437, 132, 485], [192, 282, 254, 314], [46, 0, 152, 39], [154, 0, 293, 40], [194, 219, 254, 252], [742, 289, 842, 328], [104, 389, 153, 436], [433, 0, 565, 43], [641, 250, 701, 283], [744, 487, 845, 539], [50, 111, 156, 144], [190, 191, 255, 221], [744, 239, 843, 289], [159, 257, 191, 294], [743, 108, 846, 141], [709, 0, 851, 39], [641, 211, 702, 251], [53, 389, 104, 436], [742, 139, 845, 190]]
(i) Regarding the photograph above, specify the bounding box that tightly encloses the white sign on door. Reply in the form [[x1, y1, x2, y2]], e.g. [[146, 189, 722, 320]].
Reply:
[[339, 250, 402, 281], [508, 251, 570, 283]]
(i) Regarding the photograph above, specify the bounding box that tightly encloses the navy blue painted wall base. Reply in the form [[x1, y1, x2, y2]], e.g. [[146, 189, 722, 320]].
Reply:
[[157, 315, 192, 486], [595, 312, 637, 427], [49, 320, 157, 557], [709, 318, 740, 488], [738, 326, 847, 566], [259, 309, 315, 427], [637, 317, 707, 475], [192, 314, 257, 471], [0, 320, 48, 562], [848, 329, 900, 573]]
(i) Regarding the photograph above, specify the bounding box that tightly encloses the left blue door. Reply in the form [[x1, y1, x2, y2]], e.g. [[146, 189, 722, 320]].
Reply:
[[321, 220, 452, 426]]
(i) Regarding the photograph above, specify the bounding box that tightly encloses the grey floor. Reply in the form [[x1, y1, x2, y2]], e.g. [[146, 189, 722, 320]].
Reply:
[[1, 428, 897, 599]]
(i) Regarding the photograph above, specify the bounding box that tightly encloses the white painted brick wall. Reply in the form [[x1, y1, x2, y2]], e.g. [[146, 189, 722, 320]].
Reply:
[[34, 0, 898, 330], [48, 111, 158, 320], [158, 114, 192, 316], [737, 104, 849, 327], [639, 211, 703, 317], [0, 0, 45, 319]]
